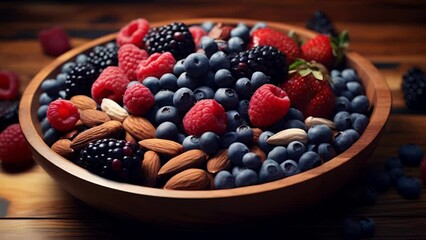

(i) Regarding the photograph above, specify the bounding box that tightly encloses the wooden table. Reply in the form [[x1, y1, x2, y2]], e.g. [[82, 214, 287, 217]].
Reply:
[[1, 1, 426, 239]]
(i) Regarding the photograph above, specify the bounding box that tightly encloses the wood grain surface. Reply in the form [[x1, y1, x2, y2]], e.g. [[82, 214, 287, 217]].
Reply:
[[1, 0, 426, 239]]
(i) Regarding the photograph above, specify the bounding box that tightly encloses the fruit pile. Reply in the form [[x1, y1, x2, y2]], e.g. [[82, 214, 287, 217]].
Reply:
[[38, 18, 372, 190]]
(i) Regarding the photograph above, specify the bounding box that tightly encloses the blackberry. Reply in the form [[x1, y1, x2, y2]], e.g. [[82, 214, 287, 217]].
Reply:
[[0, 99, 19, 131], [144, 22, 195, 60], [86, 44, 118, 74], [229, 45, 287, 85], [79, 138, 143, 183], [64, 63, 98, 99], [306, 11, 338, 37], [402, 67, 426, 111]]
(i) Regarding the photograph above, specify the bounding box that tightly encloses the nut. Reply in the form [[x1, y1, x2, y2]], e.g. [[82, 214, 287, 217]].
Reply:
[[70, 95, 97, 110], [51, 139, 74, 158], [141, 150, 161, 187], [138, 138, 183, 156], [208, 23, 232, 40], [266, 128, 308, 145], [305, 116, 337, 130], [163, 168, 211, 190], [123, 115, 155, 141], [125, 131, 137, 144], [206, 149, 231, 174], [100, 98, 129, 122], [252, 128, 262, 143], [250, 145, 266, 162], [158, 149, 208, 178], [80, 109, 111, 127], [70, 120, 123, 150]]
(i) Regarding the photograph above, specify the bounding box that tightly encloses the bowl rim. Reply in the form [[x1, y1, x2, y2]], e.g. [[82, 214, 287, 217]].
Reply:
[[20, 18, 391, 200]]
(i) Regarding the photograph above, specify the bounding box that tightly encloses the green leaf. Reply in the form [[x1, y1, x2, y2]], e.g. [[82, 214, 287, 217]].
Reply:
[[289, 59, 306, 70], [312, 70, 324, 80], [299, 68, 312, 77]]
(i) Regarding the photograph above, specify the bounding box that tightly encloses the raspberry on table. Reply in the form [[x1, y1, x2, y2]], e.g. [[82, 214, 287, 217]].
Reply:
[[136, 52, 176, 82], [0, 123, 33, 167], [38, 26, 71, 57], [248, 84, 291, 127], [47, 99, 80, 132], [118, 44, 148, 81], [91, 66, 130, 104], [0, 70, 20, 100], [123, 84, 154, 115], [182, 99, 227, 136], [116, 18, 150, 48]]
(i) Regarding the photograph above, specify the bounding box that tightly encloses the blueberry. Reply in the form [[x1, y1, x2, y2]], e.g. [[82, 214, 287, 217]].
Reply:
[[332, 76, 346, 94], [344, 129, 360, 142], [249, 21, 267, 34], [366, 168, 391, 192], [351, 113, 369, 134], [346, 81, 364, 96], [209, 51, 230, 71], [228, 142, 250, 166], [237, 100, 250, 123], [184, 53, 209, 78], [283, 119, 307, 131], [232, 165, 246, 177], [43, 128, 60, 146], [298, 151, 322, 172], [250, 71, 267, 91], [306, 143, 318, 152], [173, 59, 186, 76], [284, 108, 304, 122], [396, 176, 421, 199], [39, 92, 54, 105], [341, 68, 358, 82], [177, 72, 199, 90], [330, 69, 341, 78], [307, 124, 333, 144], [182, 135, 200, 151], [127, 80, 141, 89], [56, 73, 67, 88], [287, 141, 306, 161], [76, 54, 88, 64], [335, 96, 351, 112], [226, 110, 243, 132], [317, 143, 336, 161], [214, 88, 239, 110], [201, 37, 218, 57], [155, 121, 179, 141], [220, 132, 238, 148], [259, 159, 285, 183], [235, 169, 258, 187], [230, 25, 250, 41], [201, 21, 214, 32], [37, 105, 49, 121], [242, 152, 262, 170], [215, 40, 229, 53], [177, 133, 186, 144], [359, 217, 375, 238], [61, 62, 76, 74], [155, 106, 179, 125], [258, 131, 275, 153], [203, 71, 217, 89], [145, 105, 159, 123], [41, 79, 61, 95], [388, 167, 404, 185], [227, 37, 244, 52], [235, 125, 253, 146], [173, 87, 195, 112], [40, 117, 51, 133], [334, 111, 352, 131], [214, 170, 236, 189], [214, 69, 234, 88], [154, 89, 175, 107], [58, 90, 66, 99], [234, 78, 252, 99], [351, 95, 369, 113], [142, 77, 161, 95], [199, 132, 220, 156], [267, 146, 288, 164], [340, 90, 354, 101], [159, 73, 178, 91], [280, 160, 300, 177], [194, 86, 214, 101], [333, 131, 354, 153], [385, 157, 402, 170], [398, 143, 424, 167]]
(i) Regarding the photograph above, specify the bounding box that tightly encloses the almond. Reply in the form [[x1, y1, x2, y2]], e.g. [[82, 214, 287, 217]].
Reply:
[[206, 149, 231, 174], [70, 95, 97, 110], [252, 128, 262, 143], [138, 138, 183, 156], [100, 98, 129, 122], [125, 131, 137, 144], [250, 145, 266, 162], [70, 120, 123, 150], [163, 168, 211, 190], [141, 151, 161, 187], [80, 109, 111, 127], [51, 139, 74, 158], [266, 128, 308, 145], [305, 116, 337, 130], [123, 115, 155, 141], [158, 149, 208, 177]]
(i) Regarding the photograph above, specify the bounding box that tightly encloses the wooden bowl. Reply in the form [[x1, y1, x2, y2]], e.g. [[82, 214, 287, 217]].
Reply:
[[20, 18, 391, 227]]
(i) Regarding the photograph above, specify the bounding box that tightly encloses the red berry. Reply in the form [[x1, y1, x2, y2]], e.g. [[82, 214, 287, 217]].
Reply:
[[301, 35, 335, 69], [183, 99, 227, 136], [0, 123, 33, 167], [0, 71, 20, 100], [116, 18, 150, 48], [47, 99, 80, 132], [136, 52, 176, 82], [118, 44, 148, 80], [248, 84, 291, 127], [123, 84, 154, 115], [91, 66, 130, 104], [38, 26, 71, 57], [189, 26, 207, 47]]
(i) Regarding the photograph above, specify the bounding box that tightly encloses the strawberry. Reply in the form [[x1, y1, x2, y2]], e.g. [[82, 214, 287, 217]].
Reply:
[[249, 27, 302, 64], [301, 31, 349, 69], [281, 60, 335, 119]]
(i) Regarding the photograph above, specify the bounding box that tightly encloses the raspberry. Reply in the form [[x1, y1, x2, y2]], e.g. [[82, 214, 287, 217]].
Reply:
[[47, 99, 80, 132], [123, 84, 154, 115], [189, 26, 207, 47], [0, 123, 33, 167], [116, 18, 150, 48], [118, 44, 148, 80], [136, 52, 176, 82], [0, 70, 20, 100], [91, 66, 130, 104], [38, 26, 71, 57], [183, 99, 227, 136], [248, 84, 291, 127]]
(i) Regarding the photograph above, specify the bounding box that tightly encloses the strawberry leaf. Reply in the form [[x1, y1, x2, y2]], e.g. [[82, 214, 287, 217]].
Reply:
[[312, 70, 324, 80]]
